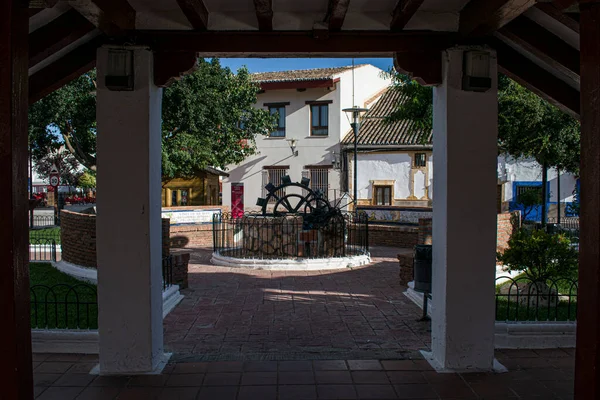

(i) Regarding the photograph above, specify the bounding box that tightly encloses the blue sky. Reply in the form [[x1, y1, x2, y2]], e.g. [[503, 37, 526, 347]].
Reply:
[[219, 58, 394, 73]]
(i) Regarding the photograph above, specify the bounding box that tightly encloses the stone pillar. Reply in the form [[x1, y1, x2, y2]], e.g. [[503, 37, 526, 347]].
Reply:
[[427, 47, 499, 372], [166, 188, 172, 207], [576, 2, 600, 398], [0, 2, 33, 397], [96, 46, 165, 374]]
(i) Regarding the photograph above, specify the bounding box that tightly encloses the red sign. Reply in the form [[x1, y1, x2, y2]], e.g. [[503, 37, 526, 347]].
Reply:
[[49, 173, 60, 188], [47, 186, 55, 192], [231, 183, 244, 218]]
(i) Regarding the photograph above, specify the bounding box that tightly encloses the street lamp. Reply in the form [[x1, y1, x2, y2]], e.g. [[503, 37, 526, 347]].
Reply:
[[342, 106, 368, 209]]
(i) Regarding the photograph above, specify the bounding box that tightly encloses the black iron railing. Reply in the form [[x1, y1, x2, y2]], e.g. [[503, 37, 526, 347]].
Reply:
[[29, 238, 57, 262], [213, 212, 369, 260], [162, 256, 174, 290], [495, 276, 578, 322], [30, 283, 98, 329], [547, 217, 579, 242]]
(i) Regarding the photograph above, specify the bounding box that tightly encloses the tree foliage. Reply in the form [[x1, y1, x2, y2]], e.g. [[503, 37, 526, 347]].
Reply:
[[385, 71, 581, 174], [77, 171, 97, 190], [34, 148, 81, 188], [28, 58, 275, 180], [516, 188, 543, 221]]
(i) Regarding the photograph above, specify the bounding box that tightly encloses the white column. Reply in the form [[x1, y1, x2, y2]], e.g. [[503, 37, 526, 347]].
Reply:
[[427, 47, 499, 372], [96, 46, 165, 374]]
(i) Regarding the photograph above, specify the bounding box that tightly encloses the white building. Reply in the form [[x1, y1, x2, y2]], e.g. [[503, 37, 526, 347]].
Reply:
[[222, 64, 391, 211]]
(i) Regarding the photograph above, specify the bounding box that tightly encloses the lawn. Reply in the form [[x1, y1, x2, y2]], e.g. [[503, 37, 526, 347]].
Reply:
[[30, 227, 61, 244], [29, 263, 97, 329]]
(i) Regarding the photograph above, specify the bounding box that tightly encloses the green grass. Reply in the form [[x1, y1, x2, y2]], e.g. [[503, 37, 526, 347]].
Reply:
[[29, 263, 97, 329], [30, 227, 61, 244]]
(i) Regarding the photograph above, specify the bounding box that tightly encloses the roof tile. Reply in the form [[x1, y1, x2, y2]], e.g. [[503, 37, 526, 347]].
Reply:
[[251, 64, 369, 83]]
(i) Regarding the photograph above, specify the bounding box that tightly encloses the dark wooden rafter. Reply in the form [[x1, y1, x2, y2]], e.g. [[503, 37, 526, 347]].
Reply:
[[134, 30, 455, 56], [460, 0, 538, 36], [91, 0, 136, 31], [176, 0, 209, 30], [253, 0, 273, 31], [325, 0, 350, 31], [490, 37, 580, 117], [536, 2, 580, 33], [154, 51, 198, 87], [26, 0, 58, 7], [393, 51, 441, 85], [390, 0, 425, 31], [497, 16, 580, 79], [29, 9, 95, 68], [29, 36, 103, 104]]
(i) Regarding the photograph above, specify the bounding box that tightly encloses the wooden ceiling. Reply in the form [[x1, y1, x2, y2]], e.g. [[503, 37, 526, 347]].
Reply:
[[28, 0, 582, 117]]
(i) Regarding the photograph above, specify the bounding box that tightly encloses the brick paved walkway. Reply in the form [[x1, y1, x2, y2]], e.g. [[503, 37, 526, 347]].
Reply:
[[164, 247, 431, 362], [32, 349, 575, 399]]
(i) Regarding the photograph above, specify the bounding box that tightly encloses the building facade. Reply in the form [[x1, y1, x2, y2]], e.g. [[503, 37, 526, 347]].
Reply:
[[221, 64, 391, 211]]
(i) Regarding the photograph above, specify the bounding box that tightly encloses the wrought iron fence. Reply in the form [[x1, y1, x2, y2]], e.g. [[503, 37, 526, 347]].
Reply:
[[495, 276, 578, 322], [30, 283, 98, 329], [29, 215, 59, 228], [547, 217, 579, 242], [162, 256, 174, 290], [29, 238, 57, 262], [213, 212, 369, 260]]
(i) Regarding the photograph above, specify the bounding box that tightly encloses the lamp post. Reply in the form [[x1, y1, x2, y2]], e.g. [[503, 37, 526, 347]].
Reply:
[[343, 106, 368, 210]]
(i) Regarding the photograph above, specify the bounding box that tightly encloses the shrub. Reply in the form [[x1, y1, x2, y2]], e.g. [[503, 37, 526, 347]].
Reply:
[[497, 227, 578, 281]]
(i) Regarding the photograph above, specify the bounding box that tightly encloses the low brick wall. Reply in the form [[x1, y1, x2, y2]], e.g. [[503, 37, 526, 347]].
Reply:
[[368, 224, 418, 248], [497, 212, 518, 253], [169, 224, 214, 248], [398, 253, 414, 286], [61, 210, 97, 269]]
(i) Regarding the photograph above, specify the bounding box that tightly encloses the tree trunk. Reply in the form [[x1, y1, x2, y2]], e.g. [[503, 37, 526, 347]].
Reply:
[[541, 161, 548, 227]]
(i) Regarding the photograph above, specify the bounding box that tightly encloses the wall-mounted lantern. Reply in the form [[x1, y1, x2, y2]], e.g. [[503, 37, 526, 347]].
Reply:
[[286, 139, 299, 157], [105, 48, 134, 91]]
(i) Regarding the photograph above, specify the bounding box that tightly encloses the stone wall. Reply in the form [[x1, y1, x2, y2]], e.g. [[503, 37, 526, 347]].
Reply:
[[60, 210, 97, 269], [497, 211, 519, 253]]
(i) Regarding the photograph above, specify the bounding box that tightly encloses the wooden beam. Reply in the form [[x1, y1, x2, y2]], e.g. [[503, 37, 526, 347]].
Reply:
[[460, 0, 538, 36], [91, 0, 135, 31], [536, 3, 580, 32], [0, 1, 34, 399], [29, 37, 102, 104], [253, 0, 273, 31], [26, 0, 58, 7], [176, 0, 208, 30], [326, 0, 350, 31], [497, 16, 580, 80], [490, 37, 580, 117], [393, 51, 442, 85], [391, 0, 425, 31], [29, 9, 95, 67], [154, 51, 198, 87], [575, 3, 600, 399], [133, 30, 456, 57]]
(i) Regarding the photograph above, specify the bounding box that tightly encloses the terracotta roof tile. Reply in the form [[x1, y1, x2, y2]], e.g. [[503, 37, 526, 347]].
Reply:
[[251, 64, 369, 83], [342, 87, 433, 147]]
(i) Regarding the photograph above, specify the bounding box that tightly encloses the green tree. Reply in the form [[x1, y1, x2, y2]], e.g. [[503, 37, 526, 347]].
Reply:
[[28, 58, 275, 180], [77, 171, 96, 190], [385, 71, 581, 222]]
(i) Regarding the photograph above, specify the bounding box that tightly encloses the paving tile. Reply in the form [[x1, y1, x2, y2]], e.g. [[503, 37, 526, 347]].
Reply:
[[75, 386, 121, 400], [202, 372, 241, 386], [243, 361, 279, 372], [165, 373, 205, 387], [34, 373, 63, 387], [238, 385, 277, 400], [431, 381, 477, 399], [46, 354, 84, 362], [381, 360, 422, 371], [394, 383, 439, 399], [279, 371, 316, 385], [386, 371, 427, 384], [53, 373, 96, 387], [354, 384, 397, 399], [316, 384, 358, 399], [35, 362, 75, 374], [157, 387, 201, 400], [34, 386, 47, 398], [278, 384, 318, 400], [67, 363, 97, 374], [172, 362, 209, 374], [127, 375, 169, 387], [347, 360, 383, 371], [351, 371, 390, 384], [206, 361, 244, 372], [89, 376, 130, 388], [36, 387, 84, 400], [115, 387, 162, 400], [241, 371, 278, 385], [313, 361, 348, 371], [279, 361, 314, 371], [314, 371, 353, 384], [197, 386, 238, 400]]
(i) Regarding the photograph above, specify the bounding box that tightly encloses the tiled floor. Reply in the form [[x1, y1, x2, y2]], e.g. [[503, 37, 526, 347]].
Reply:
[[165, 246, 431, 361], [32, 349, 575, 399]]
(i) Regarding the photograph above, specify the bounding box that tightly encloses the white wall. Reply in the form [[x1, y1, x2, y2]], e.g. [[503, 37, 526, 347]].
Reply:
[[355, 152, 412, 199], [499, 155, 577, 203], [223, 64, 390, 210]]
